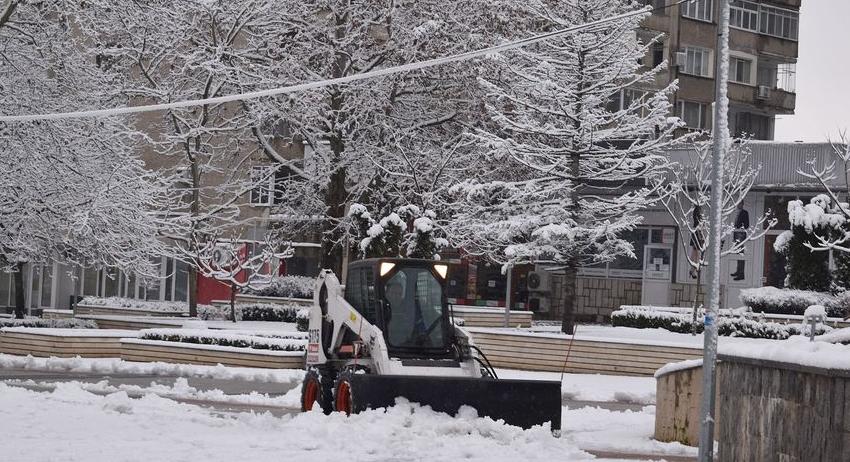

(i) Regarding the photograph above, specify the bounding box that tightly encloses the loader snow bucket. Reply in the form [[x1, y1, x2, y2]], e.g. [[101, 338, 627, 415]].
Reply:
[[349, 374, 562, 434]]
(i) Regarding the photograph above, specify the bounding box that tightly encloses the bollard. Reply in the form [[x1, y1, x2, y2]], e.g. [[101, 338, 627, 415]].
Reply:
[[803, 305, 826, 342]]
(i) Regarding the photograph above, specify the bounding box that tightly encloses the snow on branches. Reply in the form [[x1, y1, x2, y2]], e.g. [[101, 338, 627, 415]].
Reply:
[[347, 203, 447, 259], [449, 0, 682, 269], [0, 0, 171, 280]]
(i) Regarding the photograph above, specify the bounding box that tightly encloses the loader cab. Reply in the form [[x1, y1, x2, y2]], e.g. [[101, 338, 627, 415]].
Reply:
[[345, 258, 454, 359]]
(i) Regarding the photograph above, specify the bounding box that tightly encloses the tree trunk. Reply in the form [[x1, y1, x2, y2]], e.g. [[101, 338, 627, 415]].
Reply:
[[230, 282, 237, 323], [561, 263, 578, 335], [13, 261, 25, 319], [188, 267, 198, 318], [692, 265, 703, 336]]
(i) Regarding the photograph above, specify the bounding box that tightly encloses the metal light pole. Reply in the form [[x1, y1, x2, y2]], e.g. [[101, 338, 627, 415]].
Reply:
[[503, 264, 512, 327], [697, 0, 731, 460]]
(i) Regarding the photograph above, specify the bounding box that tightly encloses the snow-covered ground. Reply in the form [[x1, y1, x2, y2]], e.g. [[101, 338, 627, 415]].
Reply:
[[0, 381, 694, 462], [497, 369, 656, 404], [0, 354, 697, 461]]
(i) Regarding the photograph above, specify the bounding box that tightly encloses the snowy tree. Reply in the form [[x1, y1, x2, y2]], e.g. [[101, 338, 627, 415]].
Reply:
[[654, 140, 775, 329], [448, 0, 683, 333], [194, 236, 293, 322], [774, 195, 846, 292], [796, 135, 850, 291], [69, 0, 291, 316], [249, 0, 528, 274], [0, 0, 174, 317], [347, 203, 447, 260]]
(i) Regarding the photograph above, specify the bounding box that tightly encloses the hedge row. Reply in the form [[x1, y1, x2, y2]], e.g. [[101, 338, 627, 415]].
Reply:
[[0, 318, 98, 329], [739, 287, 850, 318], [199, 303, 302, 322], [139, 328, 307, 352], [611, 307, 830, 340], [242, 275, 314, 299]]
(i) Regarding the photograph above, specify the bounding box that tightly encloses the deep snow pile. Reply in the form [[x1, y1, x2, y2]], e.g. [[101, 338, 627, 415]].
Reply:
[[0, 382, 596, 462]]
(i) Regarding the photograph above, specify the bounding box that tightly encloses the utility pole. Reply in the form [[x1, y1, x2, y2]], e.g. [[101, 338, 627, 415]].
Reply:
[[503, 264, 512, 327], [697, 0, 730, 460]]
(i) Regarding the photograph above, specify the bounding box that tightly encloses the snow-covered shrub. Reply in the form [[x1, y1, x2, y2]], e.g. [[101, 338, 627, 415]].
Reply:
[[139, 329, 307, 352], [779, 196, 846, 292], [242, 275, 314, 299], [198, 303, 303, 322], [79, 296, 202, 313], [740, 287, 849, 318], [296, 308, 310, 332], [611, 307, 804, 340], [0, 318, 98, 329], [239, 303, 301, 322]]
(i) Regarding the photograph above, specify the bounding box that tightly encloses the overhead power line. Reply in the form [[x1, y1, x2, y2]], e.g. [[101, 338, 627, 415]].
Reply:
[[0, 0, 688, 123]]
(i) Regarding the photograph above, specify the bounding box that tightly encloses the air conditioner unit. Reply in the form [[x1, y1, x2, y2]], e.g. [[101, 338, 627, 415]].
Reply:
[[528, 295, 550, 313], [527, 270, 552, 292], [674, 51, 688, 67], [210, 243, 237, 268], [756, 85, 771, 100]]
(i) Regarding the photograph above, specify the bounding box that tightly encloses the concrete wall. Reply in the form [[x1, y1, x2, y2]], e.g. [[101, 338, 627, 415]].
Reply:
[[655, 363, 719, 446], [717, 355, 850, 461]]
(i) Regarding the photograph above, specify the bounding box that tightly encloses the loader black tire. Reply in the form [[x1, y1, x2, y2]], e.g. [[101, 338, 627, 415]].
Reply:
[[333, 370, 355, 415], [301, 368, 334, 414]]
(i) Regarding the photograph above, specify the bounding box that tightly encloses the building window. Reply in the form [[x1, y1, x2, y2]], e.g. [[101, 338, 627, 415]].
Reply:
[[250, 166, 274, 206], [730, 1, 759, 31], [681, 46, 711, 77], [730, 57, 752, 84], [759, 4, 798, 41], [681, 0, 713, 22], [651, 42, 665, 68], [0, 272, 12, 307], [606, 89, 648, 113], [776, 63, 796, 92], [678, 101, 708, 129], [579, 227, 673, 279]]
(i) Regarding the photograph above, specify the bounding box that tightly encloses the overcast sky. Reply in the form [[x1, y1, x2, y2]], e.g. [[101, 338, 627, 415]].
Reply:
[[773, 0, 850, 142]]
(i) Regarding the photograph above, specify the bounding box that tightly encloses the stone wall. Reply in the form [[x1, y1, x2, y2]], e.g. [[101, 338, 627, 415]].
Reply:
[[549, 276, 642, 322], [670, 282, 726, 308], [717, 355, 850, 461]]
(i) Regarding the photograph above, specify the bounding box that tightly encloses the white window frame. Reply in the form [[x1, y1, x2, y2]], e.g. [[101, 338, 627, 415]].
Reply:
[[730, 0, 759, 32], [678, 101, 708, 129], [681, 46, 712, 77], [729, 55, 754, 85], [578, 227, 675, 280], [759, 4, 799, 41], [250, 166, 275, 206], [681, 0, 713, 22]]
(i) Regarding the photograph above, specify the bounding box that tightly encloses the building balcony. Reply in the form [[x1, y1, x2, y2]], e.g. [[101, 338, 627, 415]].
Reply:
[[728, 82, 796, 115], [729, 28, 798, 62]]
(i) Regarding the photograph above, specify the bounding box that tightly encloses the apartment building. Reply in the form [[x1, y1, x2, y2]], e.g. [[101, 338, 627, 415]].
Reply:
[[640, 0, 800, 140]]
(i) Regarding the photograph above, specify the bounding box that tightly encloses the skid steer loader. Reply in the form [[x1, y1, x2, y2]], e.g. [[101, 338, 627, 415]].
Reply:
[[300, 258, 561, 435]]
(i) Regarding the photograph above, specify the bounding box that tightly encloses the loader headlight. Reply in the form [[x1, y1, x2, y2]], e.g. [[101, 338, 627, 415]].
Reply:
[[380, 262, 396, 276], [433, 264, 448, 279]]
